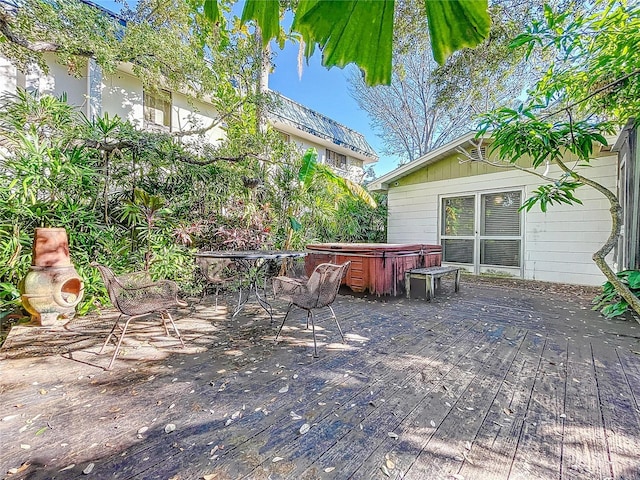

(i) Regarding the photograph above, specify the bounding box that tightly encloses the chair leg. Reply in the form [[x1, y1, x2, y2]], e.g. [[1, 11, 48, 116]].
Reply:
[[328, 305, 345, 343], [275, 303, 293, 341], [106, 315, 136, 370], [161, 312, 170, 336], [164, 311, 185, 347], [100, 314, 124, 354], [309, 310, 318, 358], [199, 284, 208, 304]]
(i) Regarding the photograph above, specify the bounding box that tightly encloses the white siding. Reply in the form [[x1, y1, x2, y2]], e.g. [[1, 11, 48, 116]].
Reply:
[[101, 70, 144, 126], [172, 91, 226, 145], [0, 58, 18, 95], [0, 54, 87, 110], [284, 131, 366, 182], [386, 157, 617, 286]]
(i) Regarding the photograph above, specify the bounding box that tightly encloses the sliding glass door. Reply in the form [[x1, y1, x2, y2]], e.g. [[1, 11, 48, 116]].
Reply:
[[441, 190, 523, 275]]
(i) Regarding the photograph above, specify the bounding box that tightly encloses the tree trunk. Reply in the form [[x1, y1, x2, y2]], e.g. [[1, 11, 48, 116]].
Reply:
[[555, 158, 640, 321]]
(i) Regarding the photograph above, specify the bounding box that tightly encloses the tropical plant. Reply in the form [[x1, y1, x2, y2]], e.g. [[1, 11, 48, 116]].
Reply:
[[268, 148, 377, 250], [593, 270, 640, 319], [232, 0, 491, 86]]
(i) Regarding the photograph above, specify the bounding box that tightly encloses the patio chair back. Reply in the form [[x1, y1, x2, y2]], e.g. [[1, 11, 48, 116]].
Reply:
[[196, 256, 235, 285], [91, 263, 186, 369], [93, 264, 180, 316], [305, 262, 351, 309], [272, 261, 351, 357]]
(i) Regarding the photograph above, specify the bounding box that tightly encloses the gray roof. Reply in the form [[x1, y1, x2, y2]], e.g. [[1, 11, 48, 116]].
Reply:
[[268, 92, 378, 160]]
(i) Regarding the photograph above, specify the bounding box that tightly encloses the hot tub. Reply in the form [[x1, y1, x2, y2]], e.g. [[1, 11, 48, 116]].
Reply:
[[305, 243, 442, 296]]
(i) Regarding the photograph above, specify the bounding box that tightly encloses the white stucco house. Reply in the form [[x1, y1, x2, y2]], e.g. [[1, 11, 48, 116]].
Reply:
[[0, 55, 377, 182], [369, 130, 639, 286]]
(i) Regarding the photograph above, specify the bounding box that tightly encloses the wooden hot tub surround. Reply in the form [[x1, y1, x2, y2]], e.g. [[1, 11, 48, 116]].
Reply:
[[305, 243, 442, 296]]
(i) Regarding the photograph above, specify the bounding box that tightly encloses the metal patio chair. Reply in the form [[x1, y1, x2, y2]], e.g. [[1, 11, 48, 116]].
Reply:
[[272, 261, 351, 357], [195, 255, 238, 309], [92, 263, 187, 370]]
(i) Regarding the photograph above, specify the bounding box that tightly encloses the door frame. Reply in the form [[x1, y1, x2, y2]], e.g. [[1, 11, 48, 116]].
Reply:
[[438, 188, 525, 277]]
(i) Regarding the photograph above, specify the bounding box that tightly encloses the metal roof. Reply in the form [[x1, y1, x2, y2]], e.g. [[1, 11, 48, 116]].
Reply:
[[268, 92, 378, 160]]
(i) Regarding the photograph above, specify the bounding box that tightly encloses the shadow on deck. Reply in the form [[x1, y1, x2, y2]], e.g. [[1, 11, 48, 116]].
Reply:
[[1, 281, 639, 479]]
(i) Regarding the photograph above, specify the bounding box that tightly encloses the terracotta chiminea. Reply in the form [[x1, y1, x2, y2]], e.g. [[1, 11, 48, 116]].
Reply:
[[20, 228, 85, 326]]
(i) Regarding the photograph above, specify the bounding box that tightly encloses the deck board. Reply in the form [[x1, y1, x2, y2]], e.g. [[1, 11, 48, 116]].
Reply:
[[591, 341, 640, 479], [1, 283, 640, 479], [560, 339, 611, 479]]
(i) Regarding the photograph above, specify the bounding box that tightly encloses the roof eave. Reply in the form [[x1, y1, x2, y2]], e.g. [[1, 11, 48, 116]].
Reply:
[[271, 118, 378, 164]]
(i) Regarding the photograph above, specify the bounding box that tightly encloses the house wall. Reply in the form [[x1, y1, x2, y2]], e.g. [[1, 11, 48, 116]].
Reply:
[[0, 54, 88, 110], [101, 68, 144, 126], [0, 56, 227, 144], [0, 54, 368, 177], [278, 127, 367, 182], [386, 152, 618, 286]]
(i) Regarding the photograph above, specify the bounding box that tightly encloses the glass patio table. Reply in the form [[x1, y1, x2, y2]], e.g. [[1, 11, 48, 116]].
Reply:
[[194, 250, 306, 321]]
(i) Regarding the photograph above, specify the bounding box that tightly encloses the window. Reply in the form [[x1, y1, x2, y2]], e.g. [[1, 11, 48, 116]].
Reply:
[[326, 149, 347, 169], [440, 190, 522, 270], [278, 131, 290, 143], [144, 89, 171, 130]]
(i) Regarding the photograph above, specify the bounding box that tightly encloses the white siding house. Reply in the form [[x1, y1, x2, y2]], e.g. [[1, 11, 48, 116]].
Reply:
[[369, 132, 620, 286], [0, 51, 377, 179]]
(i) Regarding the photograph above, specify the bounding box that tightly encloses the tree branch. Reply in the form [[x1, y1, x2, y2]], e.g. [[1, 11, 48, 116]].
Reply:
[[0, 8, 94, 56], [541, 68, 640, 121]]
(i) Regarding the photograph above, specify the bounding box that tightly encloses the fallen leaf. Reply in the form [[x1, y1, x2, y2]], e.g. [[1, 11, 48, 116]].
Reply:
[[465, 441, 472, 450], [39, 389, 47, 395], [35, 427, 48, 436], [59, 464, 75, 472], [381, 465, 391, 477], [279, 385, 289, 393], [299, 423, 310, 435], [272, 456, 284, 463], [430, 420, 436, 427], [387, 432, 398, 439], [386, 458, 395, 469], [137, 427, 148, 434], [202, 474, 218, 480], [83, 463, 94, 474], [9, 462, 30, 474], [164, 424, 176, 433], [20, 444, 31, 450], [290, 411, 302, 420], [324, 467, 335, 473], [503, 407, 513, 415]]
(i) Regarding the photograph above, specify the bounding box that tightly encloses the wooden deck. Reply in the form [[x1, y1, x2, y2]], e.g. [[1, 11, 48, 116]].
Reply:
[[1, 281, 639, 479]]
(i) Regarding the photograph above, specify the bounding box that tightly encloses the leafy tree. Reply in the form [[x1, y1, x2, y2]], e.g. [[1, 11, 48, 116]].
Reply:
[[478, 0, 640, 319], [267, 148, 376, 250]]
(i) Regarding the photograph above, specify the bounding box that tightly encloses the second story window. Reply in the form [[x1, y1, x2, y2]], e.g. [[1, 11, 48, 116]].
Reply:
[[144, 89, 171, 130], [278, 131, 290, 143], [326, 149, 347, 170]]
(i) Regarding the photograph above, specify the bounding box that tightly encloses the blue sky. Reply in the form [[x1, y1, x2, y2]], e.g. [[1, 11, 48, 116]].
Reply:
[[93, 1, 397, 176]]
